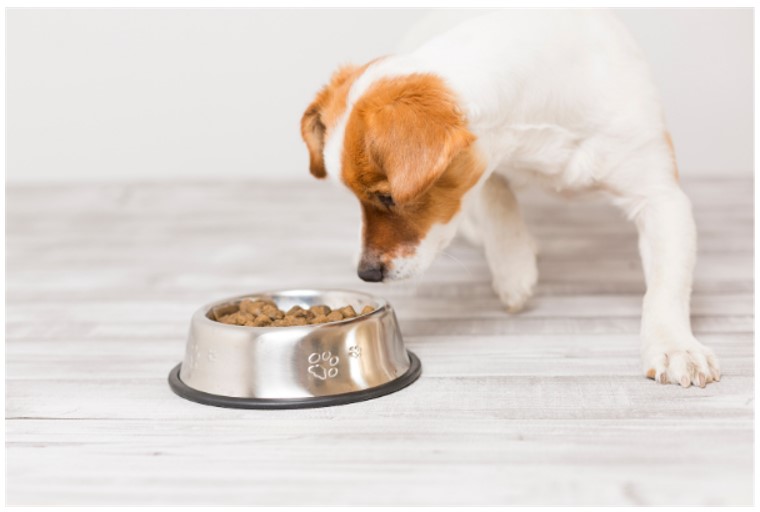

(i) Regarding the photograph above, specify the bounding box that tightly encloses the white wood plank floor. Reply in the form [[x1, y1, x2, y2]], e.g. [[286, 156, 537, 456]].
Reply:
[[5, 177, 754, 506]]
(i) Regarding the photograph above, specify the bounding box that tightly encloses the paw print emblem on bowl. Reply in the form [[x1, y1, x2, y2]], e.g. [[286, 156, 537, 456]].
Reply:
[[308, 351, 340, 380]]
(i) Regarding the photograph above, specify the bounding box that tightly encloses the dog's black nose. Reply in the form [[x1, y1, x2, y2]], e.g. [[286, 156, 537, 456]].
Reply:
[[357, 262, 385, 282]]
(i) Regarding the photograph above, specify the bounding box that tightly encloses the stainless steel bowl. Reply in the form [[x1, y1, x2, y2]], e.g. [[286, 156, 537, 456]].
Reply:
[[168, 289, 421, 409]]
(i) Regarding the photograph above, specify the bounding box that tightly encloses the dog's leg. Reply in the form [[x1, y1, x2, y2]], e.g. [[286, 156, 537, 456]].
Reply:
[[631, 185, 720, 387], [480, 174, 538, 313]]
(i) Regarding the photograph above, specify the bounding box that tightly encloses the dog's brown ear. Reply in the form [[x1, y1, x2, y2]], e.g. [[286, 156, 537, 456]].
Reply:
[[301, 65, 363, 179], [300, 102, 327, 179], [361, 75, 475, 203]]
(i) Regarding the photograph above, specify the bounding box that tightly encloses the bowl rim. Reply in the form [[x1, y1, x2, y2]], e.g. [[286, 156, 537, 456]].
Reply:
[[196, 288, 391, 331], [168, 351, 421, 409]]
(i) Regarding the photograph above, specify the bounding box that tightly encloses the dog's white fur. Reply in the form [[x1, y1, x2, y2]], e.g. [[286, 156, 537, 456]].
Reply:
[[322, 10, 720, 387]]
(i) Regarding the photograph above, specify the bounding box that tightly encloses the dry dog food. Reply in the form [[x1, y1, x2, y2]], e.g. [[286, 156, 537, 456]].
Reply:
[[215, 299, 375, 327]]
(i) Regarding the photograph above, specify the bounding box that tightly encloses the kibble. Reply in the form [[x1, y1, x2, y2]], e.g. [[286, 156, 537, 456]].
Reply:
[[310, 305, 331, 316], [286, 305, 309, 318], [260, 303, 284, 320], [338, 305, 357, 319], [325, 310, 344, 322], [309, 315, 329, 325], [216, 299, 375, 327], [252, 314, 272, 327]]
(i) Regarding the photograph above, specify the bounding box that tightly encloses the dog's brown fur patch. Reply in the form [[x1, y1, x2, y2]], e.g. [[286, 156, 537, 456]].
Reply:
[[341, 74, 483, 262], [301, 69, 485, 266], [300, 62, 376, 178]]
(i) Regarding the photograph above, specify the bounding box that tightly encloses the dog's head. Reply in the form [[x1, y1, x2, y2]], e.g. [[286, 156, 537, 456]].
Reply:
[[301, 64, 483, 282]]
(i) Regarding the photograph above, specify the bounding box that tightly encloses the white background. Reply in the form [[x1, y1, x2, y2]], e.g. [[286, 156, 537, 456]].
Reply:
[[6, 8, 753, 183]]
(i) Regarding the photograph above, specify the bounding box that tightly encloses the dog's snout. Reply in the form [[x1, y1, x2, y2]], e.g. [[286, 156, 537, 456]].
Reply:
[[357, 261, 385, 282]]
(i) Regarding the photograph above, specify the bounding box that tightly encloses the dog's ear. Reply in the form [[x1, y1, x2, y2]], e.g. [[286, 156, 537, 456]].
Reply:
[[362, 75, 475, 204], [300, 101, 327, 178], [301, 65, 362, 179]]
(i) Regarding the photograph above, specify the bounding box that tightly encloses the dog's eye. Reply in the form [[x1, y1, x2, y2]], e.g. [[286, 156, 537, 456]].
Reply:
[[376, 193, 395, 208]]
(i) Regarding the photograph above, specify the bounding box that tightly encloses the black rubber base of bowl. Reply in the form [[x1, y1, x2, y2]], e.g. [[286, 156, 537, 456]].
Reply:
[[167, 351, 422, 410]]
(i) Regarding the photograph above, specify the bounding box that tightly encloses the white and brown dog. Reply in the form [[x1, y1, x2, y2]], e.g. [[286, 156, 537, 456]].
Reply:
[[300, 10, 720, 388]]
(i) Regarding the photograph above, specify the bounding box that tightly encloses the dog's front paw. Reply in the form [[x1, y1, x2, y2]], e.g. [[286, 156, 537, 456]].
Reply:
[[642, 336, 721, 388], [491, 254, 538, 313]]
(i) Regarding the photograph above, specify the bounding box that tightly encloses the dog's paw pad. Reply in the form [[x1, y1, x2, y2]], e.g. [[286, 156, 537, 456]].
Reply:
[[492, 273, 537, 314], [642, 339, 720, 388], [490, 250, 538, 314]]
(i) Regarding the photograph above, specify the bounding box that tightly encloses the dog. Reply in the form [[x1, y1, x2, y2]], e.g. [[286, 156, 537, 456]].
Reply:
[[300, 10, 720, 388]]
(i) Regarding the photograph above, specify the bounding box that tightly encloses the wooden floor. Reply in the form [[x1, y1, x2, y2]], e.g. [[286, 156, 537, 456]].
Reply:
[[5, 177, 754, 506]]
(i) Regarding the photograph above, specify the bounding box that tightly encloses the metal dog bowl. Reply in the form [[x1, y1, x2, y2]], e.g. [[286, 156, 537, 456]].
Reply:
[[168, 289, 421, 409]]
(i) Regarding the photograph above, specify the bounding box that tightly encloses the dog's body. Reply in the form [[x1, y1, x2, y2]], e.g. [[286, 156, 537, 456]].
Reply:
[[301, 10, 720, 387]]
